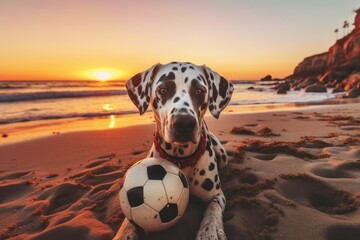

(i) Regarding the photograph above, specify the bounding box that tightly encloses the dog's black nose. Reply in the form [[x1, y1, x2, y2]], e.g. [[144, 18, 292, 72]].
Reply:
[[172, 116, 196, 134]]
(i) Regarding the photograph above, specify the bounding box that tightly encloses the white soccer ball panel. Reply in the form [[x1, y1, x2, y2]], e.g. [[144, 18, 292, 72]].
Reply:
[[163, 173, 184, 203], [123, 163, 148, 191], [143, 180, 168, 211], [177, 186, 190, 217], [140, 157, 165, 166], [131, 203, 162, 231], [160, 160, 181, 175], [156, 215, 181, 231], [119, 187, 132, 220]]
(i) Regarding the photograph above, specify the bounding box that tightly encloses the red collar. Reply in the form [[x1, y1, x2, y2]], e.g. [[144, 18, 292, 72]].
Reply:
[[153, 133, 207, 168]]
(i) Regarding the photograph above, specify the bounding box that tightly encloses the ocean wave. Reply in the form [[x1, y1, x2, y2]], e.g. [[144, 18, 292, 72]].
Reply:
[[0, 110, 138, 125], [0, 89, 127, 102]]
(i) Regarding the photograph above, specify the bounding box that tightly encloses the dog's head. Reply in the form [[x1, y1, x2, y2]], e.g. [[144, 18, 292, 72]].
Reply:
[[126, 62, 233, 144]]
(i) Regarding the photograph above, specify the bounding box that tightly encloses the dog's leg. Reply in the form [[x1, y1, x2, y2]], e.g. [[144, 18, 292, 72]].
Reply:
[[112, 218, 138, 240], [208, 132, 228, 169], [196, 193, 227, 240]]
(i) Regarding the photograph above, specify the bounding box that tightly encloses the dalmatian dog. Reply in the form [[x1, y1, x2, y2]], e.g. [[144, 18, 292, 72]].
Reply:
[[113, 62, 234, 240]]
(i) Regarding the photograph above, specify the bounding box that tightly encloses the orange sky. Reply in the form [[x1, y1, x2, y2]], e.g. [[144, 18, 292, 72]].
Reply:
[[0, 0, 358, 81]]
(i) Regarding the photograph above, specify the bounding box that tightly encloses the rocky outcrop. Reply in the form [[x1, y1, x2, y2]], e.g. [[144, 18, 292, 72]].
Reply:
[[284, 8, 360, 97], [260, 75, 272, 81], [304, 83, 327, 93]]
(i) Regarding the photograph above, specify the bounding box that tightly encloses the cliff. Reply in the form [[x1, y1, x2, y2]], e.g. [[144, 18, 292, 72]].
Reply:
[[286, 8, 360, 97]]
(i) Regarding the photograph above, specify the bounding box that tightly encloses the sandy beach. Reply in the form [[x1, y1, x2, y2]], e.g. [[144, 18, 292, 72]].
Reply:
[[1, 102, 359, 240]]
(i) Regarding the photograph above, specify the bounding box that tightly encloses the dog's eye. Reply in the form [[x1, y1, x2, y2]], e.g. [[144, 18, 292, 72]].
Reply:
[[159, 88, 168, 95], [195, 89, 204, 95]]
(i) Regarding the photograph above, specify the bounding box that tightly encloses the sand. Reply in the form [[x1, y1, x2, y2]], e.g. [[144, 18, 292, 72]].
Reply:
[[0, 103, 360, 240]]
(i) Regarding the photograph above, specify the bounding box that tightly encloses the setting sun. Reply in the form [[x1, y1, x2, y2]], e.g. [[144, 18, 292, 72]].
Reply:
[[83, 69, 123, 81]]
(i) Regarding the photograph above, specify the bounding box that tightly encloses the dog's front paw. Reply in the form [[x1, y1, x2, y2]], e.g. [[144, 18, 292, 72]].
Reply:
[[196, 217, 227, 240], [112, 219, 139, 240]]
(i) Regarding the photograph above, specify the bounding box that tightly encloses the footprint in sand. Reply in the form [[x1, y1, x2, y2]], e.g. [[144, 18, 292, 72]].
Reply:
[[325, 224, 360, 240], [276, 174, 357, 215]]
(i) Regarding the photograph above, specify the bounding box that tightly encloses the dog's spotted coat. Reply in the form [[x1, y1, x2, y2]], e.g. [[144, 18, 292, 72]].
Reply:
[[113, 62, 234, 240]]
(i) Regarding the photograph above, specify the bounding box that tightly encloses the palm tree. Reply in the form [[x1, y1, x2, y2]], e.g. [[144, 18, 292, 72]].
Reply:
[[343, 21, 349, 36], [345, 21, 350, 34], [334, 28, 339, 40]]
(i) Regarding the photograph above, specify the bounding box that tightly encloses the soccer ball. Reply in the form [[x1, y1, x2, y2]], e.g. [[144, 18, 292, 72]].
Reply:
[[119, 157, 189, 232]]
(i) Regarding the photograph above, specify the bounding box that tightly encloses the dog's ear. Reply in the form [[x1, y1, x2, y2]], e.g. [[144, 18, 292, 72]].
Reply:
[[125, 63, 161, 115], [202, 65, 234, 119]]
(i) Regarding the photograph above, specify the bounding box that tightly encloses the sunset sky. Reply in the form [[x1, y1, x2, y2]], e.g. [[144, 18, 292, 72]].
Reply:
[[0, 0, 359, 81]]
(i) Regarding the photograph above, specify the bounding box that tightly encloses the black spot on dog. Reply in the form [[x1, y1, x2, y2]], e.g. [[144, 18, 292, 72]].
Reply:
[[184, 77, 188, 83], [158, 72, 176, 83], [216, 184, 220, 189], [127, 89, 139, 106], [137, 85, 143, 95], [219, 98, 229, 109], [189, 66, 195, 70], [209, 104, 215, 112], [189, 109, 195, 115], [173, 97, 180, 103], [143, 71, 149, 81], [209, 162, 215, 171], [222, 154, 226, 161], [181, 67, 187, 73], [209, 72, 214, 80], [165, 143, 172, 150], [178, 148, 184, 155], [219, 77, 228, 98], [199, 169, 205, 176], [211, 137, 217, 146], [202, 178, 214, 191], [153, 98, 159, 109], [146, 96, 150, 102], [143, 102, 148, 112], [215, 174, 218, 182], [172, 67, 178, 71], [205, 140, 213, 157], [212, 83, 218, 102], [184, 102, 190, 106], [150, 151, 154, 157], [199, 75, 206, 83], [132, 73, 142, 87], [194, 180, 199, 185], [170, 108, 176, 114], [140, 91, 145, 99]]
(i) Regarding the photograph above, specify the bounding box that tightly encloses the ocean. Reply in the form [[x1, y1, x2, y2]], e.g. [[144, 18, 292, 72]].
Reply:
[[0, 80, 342, 125]]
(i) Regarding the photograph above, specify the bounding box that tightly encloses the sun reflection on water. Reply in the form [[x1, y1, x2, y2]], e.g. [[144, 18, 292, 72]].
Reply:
[[109, 115, 115, 128]]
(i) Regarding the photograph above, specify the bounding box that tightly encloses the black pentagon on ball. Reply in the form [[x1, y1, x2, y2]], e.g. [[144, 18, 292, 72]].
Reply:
[[160, 203, 178, 223], [178, 171, 188, 188], [147, 165, 167, 180], [127, 187, 144, 207]]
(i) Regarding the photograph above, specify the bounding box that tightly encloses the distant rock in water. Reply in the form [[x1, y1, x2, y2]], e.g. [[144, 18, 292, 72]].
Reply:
[[275, 82, 290, 94], [260, 75, 272, 81], [305, 83, 327, 93], [343, 88, 360, 98], [283, 7, 360, 98]]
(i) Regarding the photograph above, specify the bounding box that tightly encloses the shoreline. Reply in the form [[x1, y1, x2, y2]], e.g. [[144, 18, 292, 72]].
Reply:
[[1, 98, 359, 146]]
